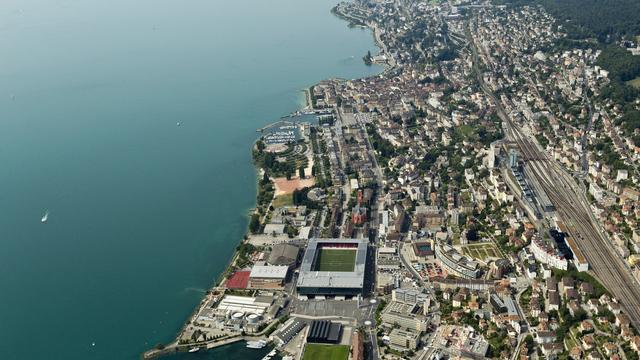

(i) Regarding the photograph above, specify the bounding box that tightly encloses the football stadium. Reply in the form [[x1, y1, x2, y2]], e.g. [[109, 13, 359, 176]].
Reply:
[[296, 238, 369, 297]]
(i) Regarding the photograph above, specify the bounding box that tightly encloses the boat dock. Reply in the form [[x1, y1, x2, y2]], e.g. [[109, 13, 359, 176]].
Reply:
[[142, 335, 271, 359]]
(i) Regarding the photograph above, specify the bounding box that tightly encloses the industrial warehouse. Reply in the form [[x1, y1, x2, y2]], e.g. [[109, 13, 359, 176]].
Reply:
[[296, 238, 370, 298]]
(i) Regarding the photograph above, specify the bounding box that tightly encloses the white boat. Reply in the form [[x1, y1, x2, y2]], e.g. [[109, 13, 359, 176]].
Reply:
[[41, 211, 49, 223], [188, 347, 200, 353], [246, 340, 267, 349]]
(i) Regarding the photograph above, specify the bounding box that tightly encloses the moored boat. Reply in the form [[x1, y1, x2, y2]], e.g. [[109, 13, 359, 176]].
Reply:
[[246, 339, 267, 349]]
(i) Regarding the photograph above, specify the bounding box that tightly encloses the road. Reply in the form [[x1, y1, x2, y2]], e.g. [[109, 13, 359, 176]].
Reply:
[[579, 61, 595, 173], [466, 19, 640, 329]]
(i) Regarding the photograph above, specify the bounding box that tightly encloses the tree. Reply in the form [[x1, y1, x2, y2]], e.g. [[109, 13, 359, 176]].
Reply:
[[466, 225, 479, 241], [298, 166, 305, 179], [524, 335, 534, 350], [249, 214, 261, 234], [256, 139, 265, 153]]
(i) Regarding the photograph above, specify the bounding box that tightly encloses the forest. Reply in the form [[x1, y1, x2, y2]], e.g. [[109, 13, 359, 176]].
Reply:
[[596, 46, 640, 82], [498, 0, 640, 42], [596, 45, 640, 107]]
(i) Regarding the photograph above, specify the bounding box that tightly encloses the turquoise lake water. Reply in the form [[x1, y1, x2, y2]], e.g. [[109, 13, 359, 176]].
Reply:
[[0, 0, 380, 358]]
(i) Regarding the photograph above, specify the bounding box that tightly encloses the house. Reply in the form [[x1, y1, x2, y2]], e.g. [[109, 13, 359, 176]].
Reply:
[[568, 300, 581, 316], [580, 282, 594, 297], [582, 334, 596, 350], [588, 351, 603, 360], [599, 294, 611, 305], [608, 301, 622, 314], [587, 298, 600, 312], [453, 293, 465, 308], [560, 277, 574, 296], [548, 291, 560, 311], [535, 331, 556, 344], [530, 298, 541, 317], [630, 336, 640, 352], [541, 343, 564, 357], [597, 317, 610, 327], [569, 346, 582, 360], [615, 313, 631, 328], [621, 325, 634, 340], [579, 320, 594, 333], [603, 342, 618, 356], [538, 312, 549, 324], [566, 288, 580, 301]]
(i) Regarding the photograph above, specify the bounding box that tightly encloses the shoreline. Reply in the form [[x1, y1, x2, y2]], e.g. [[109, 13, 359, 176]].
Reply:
[[142, 3, 389, 359]]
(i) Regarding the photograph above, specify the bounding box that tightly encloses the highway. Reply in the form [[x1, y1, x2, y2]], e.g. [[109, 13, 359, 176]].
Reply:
[[466, 19, 640, 329]]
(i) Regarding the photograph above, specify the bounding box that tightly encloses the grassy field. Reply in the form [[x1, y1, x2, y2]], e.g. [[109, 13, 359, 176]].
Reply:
[[626, 77, 640, 89], [461, 243, 500, 261], [313, 249, 356, 272], [272, 193, 293, 208], [455, 124, 474, 139], [303, 344, 350, 360]]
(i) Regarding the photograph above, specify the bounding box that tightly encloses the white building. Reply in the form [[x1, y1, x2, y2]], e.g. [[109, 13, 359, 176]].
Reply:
[[530, 236, 568, 271]]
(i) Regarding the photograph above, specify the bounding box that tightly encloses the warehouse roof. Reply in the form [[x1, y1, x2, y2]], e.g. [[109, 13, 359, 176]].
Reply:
[[249, 265, 289, 279], [268, 244, 299, 266]]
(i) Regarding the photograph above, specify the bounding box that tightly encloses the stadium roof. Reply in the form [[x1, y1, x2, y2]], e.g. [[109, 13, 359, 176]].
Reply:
[[297, 238, 368, 290]]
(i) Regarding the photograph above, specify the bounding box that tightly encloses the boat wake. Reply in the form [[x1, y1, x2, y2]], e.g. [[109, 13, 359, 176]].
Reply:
[[183, 287, 206, 294], [41, 210, 49, 223]]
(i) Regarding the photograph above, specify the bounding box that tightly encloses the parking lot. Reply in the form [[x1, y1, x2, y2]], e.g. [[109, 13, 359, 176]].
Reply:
[[411, 260, 445, 279], [290, 298, 377, 324]]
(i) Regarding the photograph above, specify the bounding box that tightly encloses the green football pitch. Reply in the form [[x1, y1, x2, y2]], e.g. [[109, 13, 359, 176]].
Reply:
[[313, 249, 357, 272], [303, 344, 350, 360]]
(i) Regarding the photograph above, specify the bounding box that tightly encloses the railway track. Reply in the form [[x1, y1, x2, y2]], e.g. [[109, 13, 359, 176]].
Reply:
[[507, 116, 640, 327], [465, 19, 640, 327]]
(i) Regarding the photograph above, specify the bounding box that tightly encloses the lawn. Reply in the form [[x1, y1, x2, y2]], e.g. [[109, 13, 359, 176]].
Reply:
[[455, 124, 474, 139], [627, 77, 640, 89], [303, 344, 350, 360], [313, 249, 356, 272], [461, 243, 501, 261], [272, 193, 293, 208]]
